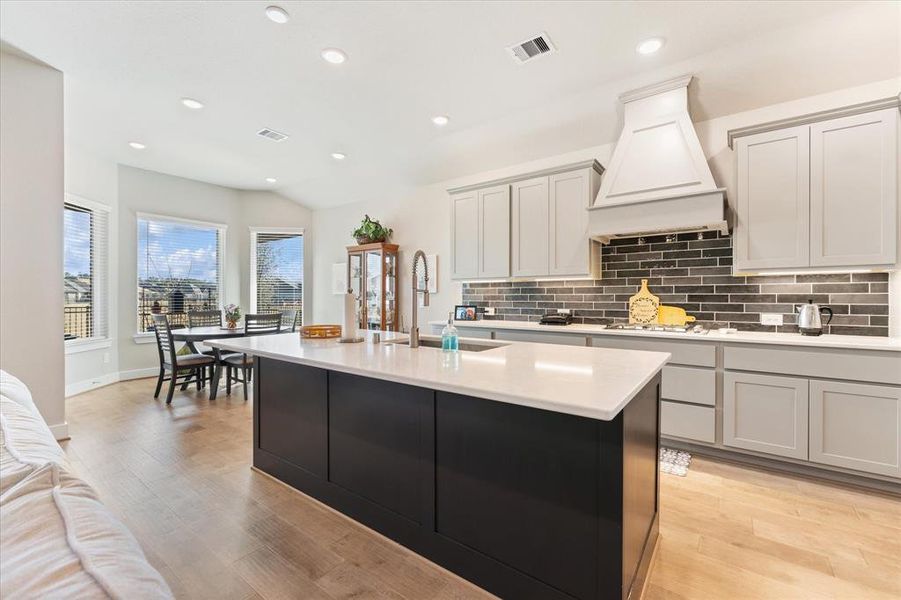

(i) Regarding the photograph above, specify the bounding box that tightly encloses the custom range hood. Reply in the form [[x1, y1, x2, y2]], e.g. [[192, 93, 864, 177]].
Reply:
[[588, 75, 728, 243]]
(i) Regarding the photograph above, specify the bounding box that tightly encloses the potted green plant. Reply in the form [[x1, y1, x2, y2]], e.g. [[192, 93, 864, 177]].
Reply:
[[224, 304, 242, 329], [352, 215, 393, 245]]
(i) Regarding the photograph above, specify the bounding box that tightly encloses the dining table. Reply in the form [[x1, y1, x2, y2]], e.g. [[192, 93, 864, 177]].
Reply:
[[170, 325, 284, 400]]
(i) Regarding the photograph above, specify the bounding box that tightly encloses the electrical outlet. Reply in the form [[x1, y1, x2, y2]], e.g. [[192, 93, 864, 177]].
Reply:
[[557, 308, 572, 315], [760, 313, 783, 326], [483, 307, 496, 316]]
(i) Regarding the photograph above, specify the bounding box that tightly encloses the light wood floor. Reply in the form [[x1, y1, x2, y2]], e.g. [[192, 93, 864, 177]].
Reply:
[[63, 379, 900, 600]]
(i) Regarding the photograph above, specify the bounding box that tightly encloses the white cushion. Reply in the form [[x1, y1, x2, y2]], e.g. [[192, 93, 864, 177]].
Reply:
[[0, 370, 37, 413], [0, 463, 174, 600], [1, 395, 70, 495]]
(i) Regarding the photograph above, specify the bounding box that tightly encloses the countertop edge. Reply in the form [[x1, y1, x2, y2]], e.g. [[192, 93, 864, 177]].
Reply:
[[208, 337, 670, 421]]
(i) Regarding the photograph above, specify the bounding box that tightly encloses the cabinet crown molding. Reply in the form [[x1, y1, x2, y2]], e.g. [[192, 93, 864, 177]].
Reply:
[[446, 159, 603, 195], [727, 96, 901, 149]]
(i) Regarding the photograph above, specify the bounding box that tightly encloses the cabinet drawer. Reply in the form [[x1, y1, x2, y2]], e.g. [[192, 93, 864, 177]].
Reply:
[[809, 380, 901, 478], [662, 366, 715, 406], [724, 344, 901, 385], [495, 329, 588, 346], [661, 401, 715, 443], [455, 327, 495, 340], [591, 336, 715, 367]]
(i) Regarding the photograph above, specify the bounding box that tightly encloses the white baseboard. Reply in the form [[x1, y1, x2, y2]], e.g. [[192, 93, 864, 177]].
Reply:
[[118, 367, 158, 381], [65, 372, 120, 397], [49, 422, 69, 441]]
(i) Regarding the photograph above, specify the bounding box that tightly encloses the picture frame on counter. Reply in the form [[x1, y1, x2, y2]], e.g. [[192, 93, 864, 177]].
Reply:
[[455, 305, 478, 321]]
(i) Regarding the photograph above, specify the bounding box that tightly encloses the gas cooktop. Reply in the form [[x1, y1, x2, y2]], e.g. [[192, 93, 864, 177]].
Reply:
[[605, 323, 708, 335]]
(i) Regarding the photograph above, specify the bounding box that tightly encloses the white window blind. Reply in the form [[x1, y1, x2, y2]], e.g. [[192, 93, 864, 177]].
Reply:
[[64, 199, 109, 342], [137, 215, 225, 333], [251, 230, 303, 322]]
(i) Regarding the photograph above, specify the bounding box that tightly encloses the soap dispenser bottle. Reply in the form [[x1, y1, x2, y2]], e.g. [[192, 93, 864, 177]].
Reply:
[[441, 312, 459, 352]]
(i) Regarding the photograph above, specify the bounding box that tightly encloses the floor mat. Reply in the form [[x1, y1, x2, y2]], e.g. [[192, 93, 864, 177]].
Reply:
[[659, 447, 692, 476]]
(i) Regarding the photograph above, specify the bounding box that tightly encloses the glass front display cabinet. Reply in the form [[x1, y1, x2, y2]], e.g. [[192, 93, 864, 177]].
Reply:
[[346, 243, 399, 331]]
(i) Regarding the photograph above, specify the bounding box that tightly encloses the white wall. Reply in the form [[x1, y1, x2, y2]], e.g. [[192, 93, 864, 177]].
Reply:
[[311, 78, 901, 333], [115, 166, 312, 377], [0, 48, 67, 436]]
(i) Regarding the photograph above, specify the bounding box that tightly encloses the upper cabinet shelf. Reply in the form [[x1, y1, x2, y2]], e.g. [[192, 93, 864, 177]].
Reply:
[[449, 160, 603, 281], [730, 99, 899, 274]]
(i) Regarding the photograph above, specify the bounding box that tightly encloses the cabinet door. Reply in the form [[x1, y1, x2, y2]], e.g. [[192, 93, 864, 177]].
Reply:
[[810, 109, 898, 267], [451, 191, 478, 279], [809, 380, 901, 478], [723, 372, 809, 459], [734, 126, 810, 271], [549, 169, 592, 276], [478, 185, 510, 278], [511, 177, 549, 276]]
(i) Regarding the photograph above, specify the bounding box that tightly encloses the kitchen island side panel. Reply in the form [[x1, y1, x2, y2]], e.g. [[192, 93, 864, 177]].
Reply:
[[252, 357, 661, 600]]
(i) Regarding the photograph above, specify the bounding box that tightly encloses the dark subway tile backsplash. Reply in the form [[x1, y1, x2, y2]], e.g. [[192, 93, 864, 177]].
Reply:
[[461, 232, 891, 337]]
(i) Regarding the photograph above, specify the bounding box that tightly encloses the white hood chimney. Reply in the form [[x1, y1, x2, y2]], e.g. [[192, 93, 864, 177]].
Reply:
[[588, 75, 728, 242]]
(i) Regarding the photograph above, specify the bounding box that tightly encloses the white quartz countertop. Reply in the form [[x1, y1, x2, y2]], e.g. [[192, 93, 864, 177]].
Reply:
[[430, 319, 901, 352], [208, 331, 670, 421]]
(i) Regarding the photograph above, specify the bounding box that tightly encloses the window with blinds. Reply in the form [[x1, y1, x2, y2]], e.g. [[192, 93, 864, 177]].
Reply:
[[64, 199, 109, 342], [251, 230, 303, 323], [137, 215, 225, 333]]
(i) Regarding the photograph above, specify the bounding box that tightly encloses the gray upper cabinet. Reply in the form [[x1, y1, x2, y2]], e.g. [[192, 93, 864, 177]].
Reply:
[[450, 190, 479, 279], [449, 160, 603, 280], [734, 125, 810, 271], [511, 177, 550, 277], [810, 108, 898, 267], [549, 169, 596, 276], [477, 185, 511, 278], [730, 102, 899, 273]]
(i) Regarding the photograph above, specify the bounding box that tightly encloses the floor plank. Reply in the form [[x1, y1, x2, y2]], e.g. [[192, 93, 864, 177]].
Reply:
[[63, 378, 901, 599]]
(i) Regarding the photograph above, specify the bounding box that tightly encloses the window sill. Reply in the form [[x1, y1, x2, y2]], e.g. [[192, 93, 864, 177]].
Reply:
[[65, 338, 112, 355], [133, 333, 156, 345]]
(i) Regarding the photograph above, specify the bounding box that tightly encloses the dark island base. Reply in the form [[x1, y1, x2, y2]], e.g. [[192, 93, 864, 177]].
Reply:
[[252, 357, 661, 600]]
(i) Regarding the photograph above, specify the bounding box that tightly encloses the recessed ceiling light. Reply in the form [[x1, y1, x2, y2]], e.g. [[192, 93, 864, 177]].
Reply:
[[265, 5, 289, 24], [181, 97, 204, 110], [128, 141, 146, 150], [636, 37, 665, 55], [431, 115, 449, 127], [321, 48, 347, 64], [331, 152, 346, 160], [265, 177, 277, 183]]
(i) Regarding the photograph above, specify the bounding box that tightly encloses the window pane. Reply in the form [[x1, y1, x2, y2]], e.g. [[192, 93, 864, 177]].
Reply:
[[255, 233, 303, 323], [64, 204, 93, 340], [137, 218, 222, 332]]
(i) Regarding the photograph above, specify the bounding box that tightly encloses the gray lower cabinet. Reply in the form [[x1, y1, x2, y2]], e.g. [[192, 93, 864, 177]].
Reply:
[[809, 380, 901, 478], [660, 401, 715, 443], [723, 372, 809, 460]]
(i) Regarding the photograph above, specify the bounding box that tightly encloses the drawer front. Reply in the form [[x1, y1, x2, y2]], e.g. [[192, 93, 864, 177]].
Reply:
[[661, 401, 715, 443], [724, 344, 901, 385], [809, 380, 901, 478], [723, 372, 809, 460], [662, 366, 715, 406], [591, 336, 715, 367], [495, 329, 589, 346], [455, 326, 495, 340]]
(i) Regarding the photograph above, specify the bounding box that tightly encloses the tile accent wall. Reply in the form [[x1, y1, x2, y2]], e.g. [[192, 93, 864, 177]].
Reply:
[[461, 232, 890, 336]]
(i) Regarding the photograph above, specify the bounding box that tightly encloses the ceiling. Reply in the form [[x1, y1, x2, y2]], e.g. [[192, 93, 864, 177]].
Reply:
[[1, 1, 898, 209]]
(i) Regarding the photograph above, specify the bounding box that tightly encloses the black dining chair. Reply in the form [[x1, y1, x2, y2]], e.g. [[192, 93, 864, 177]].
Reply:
[[281, 309, 299, 333], [151, 314, 216, 404], [187, 309, 224, 386], [221, 313, 282, 400]]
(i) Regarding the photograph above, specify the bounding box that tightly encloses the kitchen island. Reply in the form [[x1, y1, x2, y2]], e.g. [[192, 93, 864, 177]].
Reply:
[[210, 331, 670, 600]]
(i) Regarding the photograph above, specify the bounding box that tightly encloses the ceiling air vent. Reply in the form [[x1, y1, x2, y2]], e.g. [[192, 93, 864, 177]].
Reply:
[[507, 32, 556, 64], [256, 127, 289, 142]]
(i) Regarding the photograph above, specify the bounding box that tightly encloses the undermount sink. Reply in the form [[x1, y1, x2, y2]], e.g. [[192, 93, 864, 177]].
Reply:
[[387, 336, 508, 352]]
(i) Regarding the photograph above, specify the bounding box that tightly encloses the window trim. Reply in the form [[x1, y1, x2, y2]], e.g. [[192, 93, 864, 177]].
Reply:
[[64, 193, 111, 346], [249, 227, 305, 318], [135, 212, 228, 337]]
